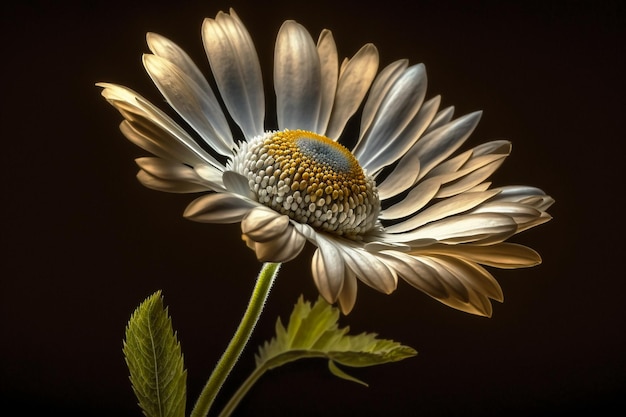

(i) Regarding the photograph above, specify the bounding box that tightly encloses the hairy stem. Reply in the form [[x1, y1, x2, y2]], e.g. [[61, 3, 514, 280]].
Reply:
[[190, 262, 280, 417]]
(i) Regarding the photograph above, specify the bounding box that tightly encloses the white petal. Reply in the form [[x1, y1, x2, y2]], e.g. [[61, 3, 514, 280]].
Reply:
[[222, 170, 255, 199], [367, 95, 441, 176], [146, 33, 213, 95], [248, 223, 306, 262], [390, 213, 518, 245], [354, 64, 427, 167], [436, 256, 502, 301], [424, 105, 454, 133], [241, 206, 290, 242], [315, 29, 338, 134], [194, 164, 225, 189], [143, 54, 234, 156], [202, 10, 264, 139], [416, 111, 483, 182], [136, 156, 208, 183], [311, 236, 345, 303], [376, 158, 421, 200], [274, 20, 321, 132], [99, 83, 222, 169], [324, 44, 379, 140], [378, 251, 448, 299], [380, 177, 441, 219], [357, 59, 409, 145], [337, 267, 358, 315], [377, 112, 481, 196], [385, 190, 500, 232], [410, 243, 542, 269], [337, 242, 397, 294], [415, 255, 497, 317], [136, 170, 211, 193], [183, 192, 257, 223]]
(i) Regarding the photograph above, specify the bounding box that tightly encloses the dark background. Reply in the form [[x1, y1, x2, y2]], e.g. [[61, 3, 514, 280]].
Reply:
[[2, 0, 624, 416]]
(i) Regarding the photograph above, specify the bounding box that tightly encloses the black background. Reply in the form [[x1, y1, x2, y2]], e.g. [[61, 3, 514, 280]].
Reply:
[[2, 0, 624, 416]]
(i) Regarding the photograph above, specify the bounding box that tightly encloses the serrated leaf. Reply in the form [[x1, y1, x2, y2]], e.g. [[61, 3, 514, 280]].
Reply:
[[255, 296, 417, 385], [124, 291, 187, 417]]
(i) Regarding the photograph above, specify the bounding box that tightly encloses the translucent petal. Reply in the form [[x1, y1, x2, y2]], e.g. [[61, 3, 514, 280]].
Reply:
[[410, 243, 542, 269], [424, 105, 454, 133], [249, 224, 306, 262], [366, 96, 441, 176], [380, 177, 441, 219], [389, 213, 518, 245], [337, 267, 358, 315], [136, 157, 209, 184], [147, 32, 212, 97], [183, 192, 256, 223], [378, 251, 448, 299], [98, 83, 222, 169], [354, 64, 427, 165], [311, 236, 345, 303], [136, 170, 212, 193], [376, 158, 421, 200], [315, 29, 338, 134], [385, 190, 500, 232], [377, 112, 481, 197], [143, 54, 234, 156], [337, 243, 397, 294], [202, 10, 264, 139], [274, 20, 321, 132], [324, 44, 379, 140], [241, 206, 290, 242], [222, 170, 255, 199], [357, 59, 409, 146]]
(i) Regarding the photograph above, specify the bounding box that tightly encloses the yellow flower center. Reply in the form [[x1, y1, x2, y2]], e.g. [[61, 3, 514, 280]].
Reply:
[[234, 130, 380, 235]]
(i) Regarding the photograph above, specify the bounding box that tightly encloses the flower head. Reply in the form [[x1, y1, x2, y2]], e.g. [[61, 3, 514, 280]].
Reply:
[[98, 9, 553, 315]]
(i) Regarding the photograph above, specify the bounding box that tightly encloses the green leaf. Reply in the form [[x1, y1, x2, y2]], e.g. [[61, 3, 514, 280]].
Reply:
[[255, 296, 417, 386], [123, 291, 187, 417]]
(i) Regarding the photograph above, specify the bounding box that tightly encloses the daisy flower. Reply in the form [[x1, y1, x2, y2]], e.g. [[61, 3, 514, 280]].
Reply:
[[98, 9, 553, 316]]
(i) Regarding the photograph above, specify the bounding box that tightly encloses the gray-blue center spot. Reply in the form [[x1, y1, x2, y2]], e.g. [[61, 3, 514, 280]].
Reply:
[[296, 137, 351, 173]]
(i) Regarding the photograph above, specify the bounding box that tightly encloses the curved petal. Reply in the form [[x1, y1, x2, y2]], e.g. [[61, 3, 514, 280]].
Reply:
[[367, 95, 441, 176], [357, 59, 409, 145], [98, 83, 222, 169], [337, 267, 358, 314], [324, 44, 379, 140], [337, 242, 397, 294], [424, 105, 455, 133], [406, 112, 483, 186], [202, 10, 264, 139], [136, 170, 212, 193], [385, 190, 500, 232], [354, 64, 427, 168], [241, 206, 290, 242], [183, 192, 257, 223], [388, 213, 518, 245], [136, 157, 213, 185], [222, 170, 255, 199], [410, 243, 542, 269], [311, 235, 345, 303], [246, 223, 307, 262], [315, 29, 338, 134], [274, 20, 321, 132], [378, 251, 448, 299], [143, 54, 235, 156], [380, 177, 441, 219]]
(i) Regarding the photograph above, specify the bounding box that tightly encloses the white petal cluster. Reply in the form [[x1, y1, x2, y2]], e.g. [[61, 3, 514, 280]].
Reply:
[[99, 8, 553, 316]]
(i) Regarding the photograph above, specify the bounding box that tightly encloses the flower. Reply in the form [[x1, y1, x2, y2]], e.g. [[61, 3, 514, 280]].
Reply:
[[98, 8, 553, 316]]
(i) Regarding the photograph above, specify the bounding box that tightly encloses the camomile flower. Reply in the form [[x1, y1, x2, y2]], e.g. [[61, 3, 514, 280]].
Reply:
[[98, 9, 553, 316]]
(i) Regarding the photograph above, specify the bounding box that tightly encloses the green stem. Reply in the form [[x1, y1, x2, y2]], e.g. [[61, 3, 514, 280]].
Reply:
[[217, 363, 270, 417], [190, 262, 281, 417], [218, 352, 328, 417]]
